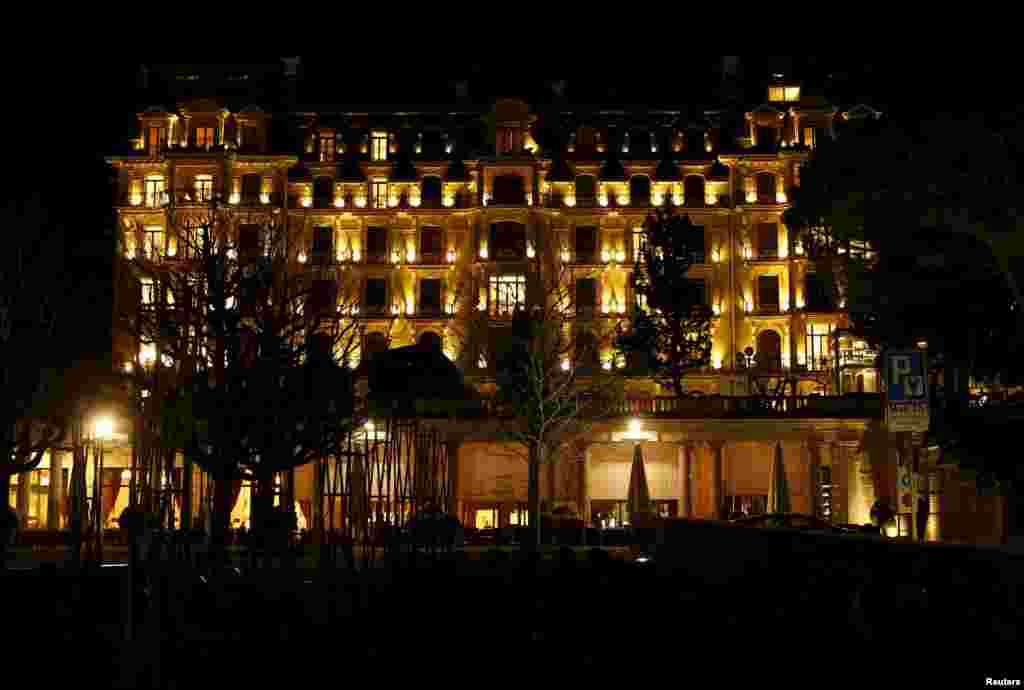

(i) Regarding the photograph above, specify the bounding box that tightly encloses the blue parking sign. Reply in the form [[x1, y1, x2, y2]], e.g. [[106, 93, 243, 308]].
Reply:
[[885, 350, 929, 432]]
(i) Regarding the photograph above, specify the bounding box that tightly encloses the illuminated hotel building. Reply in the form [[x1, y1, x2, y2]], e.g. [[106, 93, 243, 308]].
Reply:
[[16, 58, 991, 544]]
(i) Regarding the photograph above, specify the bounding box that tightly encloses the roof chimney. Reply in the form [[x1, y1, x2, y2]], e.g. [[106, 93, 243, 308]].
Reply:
[[282, 56, 301, 78]]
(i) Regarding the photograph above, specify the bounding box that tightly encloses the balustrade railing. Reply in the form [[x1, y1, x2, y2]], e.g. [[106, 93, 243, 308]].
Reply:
[[411, 393, 883, 420]]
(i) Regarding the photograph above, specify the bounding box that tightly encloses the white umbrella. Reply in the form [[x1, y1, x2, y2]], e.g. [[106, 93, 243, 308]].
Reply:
[[626, 443, 652, 526], [767, 442, 791, 515]]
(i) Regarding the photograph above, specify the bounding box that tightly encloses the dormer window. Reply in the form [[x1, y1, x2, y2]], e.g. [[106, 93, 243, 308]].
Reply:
[[147, 125, 166, 155], [497, 126, 520, 154], [768, 86, 800, 103], [372, 131, 388, 161]]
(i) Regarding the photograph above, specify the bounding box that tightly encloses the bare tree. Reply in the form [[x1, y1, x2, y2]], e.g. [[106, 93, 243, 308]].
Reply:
[[462, 245, 623, 550], [121, 199, 385, 563]]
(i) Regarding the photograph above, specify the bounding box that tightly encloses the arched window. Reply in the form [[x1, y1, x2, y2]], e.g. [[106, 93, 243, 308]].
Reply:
[[492, 174, 525, 205], [313, 176, 333, 208], [574, 174, 596, 205], [629, 176, 651, 206], [684, 175, 705, 207], [756, 173, 776, 204], [756, 330, 782, 370], [421, 176, 443, 208]]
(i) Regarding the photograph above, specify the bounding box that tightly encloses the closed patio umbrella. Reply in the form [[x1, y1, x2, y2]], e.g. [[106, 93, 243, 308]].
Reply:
[[767, 442, 791, 514], [626, 443, 652, 526]]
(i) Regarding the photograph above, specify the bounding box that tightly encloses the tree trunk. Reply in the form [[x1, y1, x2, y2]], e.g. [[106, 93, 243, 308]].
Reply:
[[0, 467, 12, 569], [252, 475, 275, 568], [209, 475, 232, 568], [527, 443, 543, 552]]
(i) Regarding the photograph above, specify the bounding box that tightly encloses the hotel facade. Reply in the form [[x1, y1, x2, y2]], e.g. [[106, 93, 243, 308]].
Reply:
[[9, 61, 1006, 545]]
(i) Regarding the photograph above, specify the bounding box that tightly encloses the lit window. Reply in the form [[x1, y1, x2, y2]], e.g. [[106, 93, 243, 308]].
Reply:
[[194, 174, 213, 202], [805, 323, 833, 371], [803, 127, 816, 149], [140, 277, 156, 305], [143, 226, 165, 259], [372, 132, 388, 161], [144, 177, 165, 207], [769, 86, 800, 102], [195, 127, 215, 148], [633, 229, 646, 264], [147, 126, 165, 155], [372, 181, 389, 209], [488, 275, 526, 315], [474, 508, 498, 529]]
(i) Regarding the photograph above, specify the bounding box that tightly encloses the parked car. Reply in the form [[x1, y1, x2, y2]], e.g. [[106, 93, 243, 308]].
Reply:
[[730, 513, 859, 535]]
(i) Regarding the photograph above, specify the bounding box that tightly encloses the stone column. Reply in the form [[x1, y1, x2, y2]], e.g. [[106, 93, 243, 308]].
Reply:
[[181, 456, 193, 532], [17, 470, 31, 528], [47, 451, 64, 530], [445, 441, 460, 519], [579, 446, 590, 523], [806, 441, 820, 519], [311, 458, 323, 535], [845, 442, 875, 527], [679, 443, 695, 518], [707, 441, 726, 520]]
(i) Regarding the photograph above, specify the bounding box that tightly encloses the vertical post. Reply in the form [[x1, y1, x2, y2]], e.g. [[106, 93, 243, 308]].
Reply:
[[679, 443, 693, 518], [580, 445, 590, 546], [807, 441, 819, 519], [445, 441, 460, 518], [95, 438, 104, 566], [181, 455, 192, 532], [16, 469, 31, 528], [47, 451, 64, 530], [707, 441, 725, 520]]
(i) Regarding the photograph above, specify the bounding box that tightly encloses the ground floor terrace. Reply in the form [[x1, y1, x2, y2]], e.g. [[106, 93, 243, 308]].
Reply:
[[6, 414, 1010, 546]]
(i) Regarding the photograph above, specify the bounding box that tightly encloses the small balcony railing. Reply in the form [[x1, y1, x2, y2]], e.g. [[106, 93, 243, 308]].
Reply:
[[838, 349, 878, 367]]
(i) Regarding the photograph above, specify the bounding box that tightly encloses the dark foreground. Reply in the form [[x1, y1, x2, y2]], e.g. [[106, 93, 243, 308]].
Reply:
[[6, 529, 1023, 687]]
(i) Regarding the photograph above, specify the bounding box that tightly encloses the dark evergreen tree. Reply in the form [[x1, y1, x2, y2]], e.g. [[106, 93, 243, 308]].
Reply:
[[616, 209, 713, 396]]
